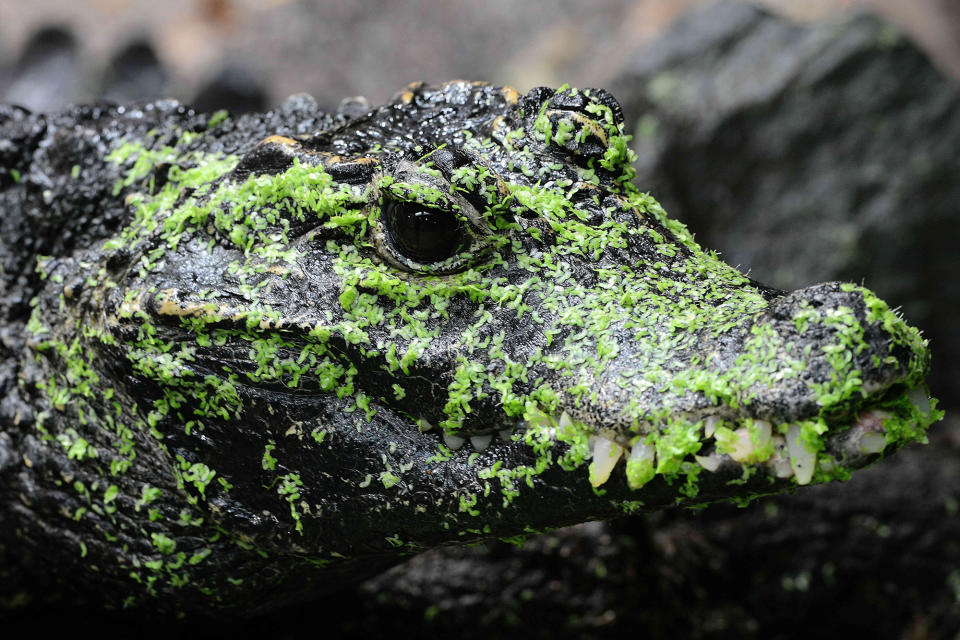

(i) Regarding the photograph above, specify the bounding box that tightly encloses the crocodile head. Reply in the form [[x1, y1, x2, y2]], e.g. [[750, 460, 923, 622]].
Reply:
[[18, 81, 938, 614]]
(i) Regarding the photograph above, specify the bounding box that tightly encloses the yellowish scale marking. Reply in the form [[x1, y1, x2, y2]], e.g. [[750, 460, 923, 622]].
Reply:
[[547, 110, 610, 148], [260, 135, 300, 147]]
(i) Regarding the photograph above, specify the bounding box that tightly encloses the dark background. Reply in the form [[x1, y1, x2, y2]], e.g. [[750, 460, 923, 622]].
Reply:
[[3, 0, 960, 637], [4, 0, 960, 112]]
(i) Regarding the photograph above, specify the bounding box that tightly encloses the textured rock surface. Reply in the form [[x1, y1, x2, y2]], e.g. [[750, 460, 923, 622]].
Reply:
[[611, 1, 960, 408]]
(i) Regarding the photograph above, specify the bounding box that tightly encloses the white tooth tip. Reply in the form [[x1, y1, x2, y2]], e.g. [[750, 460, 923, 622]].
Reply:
[[729, 420, 773, 462], [625, 442, 656, 489], [704, 415, 721, 438], [694, 453, 723, 472], [772, 459, 794, 478], [754, 420, 772, 444], [909, 387, 930, 415], [859, 432, 887, 454], [470, 434, 493, 451], [629, 442, 655, 462], [443, 434, 465, 450], [417, 418, 433, 432], [498, 428, 514, 442], [770, 435, 793, 478], [559, 411, 573, 430], [589, 437, 624, 487], [728, 427, 755, 462], [786, 424, 817, 485]]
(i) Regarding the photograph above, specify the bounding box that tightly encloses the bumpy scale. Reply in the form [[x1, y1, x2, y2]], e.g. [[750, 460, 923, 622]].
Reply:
[[0, 81, 940, 615]]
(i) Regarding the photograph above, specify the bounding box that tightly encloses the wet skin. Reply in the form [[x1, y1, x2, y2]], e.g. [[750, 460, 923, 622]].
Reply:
[[0, 81, 939, 614]]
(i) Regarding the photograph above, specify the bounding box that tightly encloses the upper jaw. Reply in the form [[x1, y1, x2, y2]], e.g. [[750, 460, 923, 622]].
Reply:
[[413, 378, 930, 497], [406, 277, 935, 494]]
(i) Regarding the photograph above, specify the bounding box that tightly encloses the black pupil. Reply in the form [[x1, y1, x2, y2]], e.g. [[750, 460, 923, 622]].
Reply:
[[386, 201, 467, 264]]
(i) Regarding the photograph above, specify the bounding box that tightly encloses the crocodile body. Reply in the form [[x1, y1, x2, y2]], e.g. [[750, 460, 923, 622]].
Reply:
[[0, 81, 938, 615]]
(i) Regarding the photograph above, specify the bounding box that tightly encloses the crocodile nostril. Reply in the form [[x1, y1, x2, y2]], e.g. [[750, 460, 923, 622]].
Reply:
[[771, 281, 924, 395]]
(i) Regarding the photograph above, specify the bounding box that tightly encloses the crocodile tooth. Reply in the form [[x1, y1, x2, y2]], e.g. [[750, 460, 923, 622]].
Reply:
[[589, 437, 624, 487], [626, 440, 657, 487], [443, 434, 465, 450], [769, 435, 794, 478], [729, 420, 772, 462], [845, 409, 889, 455], [469, 435, 493, 451], [558, 411, 573, 431], [629, 441, 655, 463], [728, 427, 754, 462], [772, 459, 795, 478], [786, 423, 816, 485], [527, 414, 552, 429], [704, 415, 721, 439], [754, 420, 772, 447], [498, 428, 514, 442], [858, 432, 887, 454], [417, 418, 433, 433], [694, 452, 723, 472], [909, 387, 931, 415]]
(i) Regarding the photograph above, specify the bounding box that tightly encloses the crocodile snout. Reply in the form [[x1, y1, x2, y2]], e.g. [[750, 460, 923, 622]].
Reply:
[[546, 277, 933, 490], [766, 281, 926, 408]]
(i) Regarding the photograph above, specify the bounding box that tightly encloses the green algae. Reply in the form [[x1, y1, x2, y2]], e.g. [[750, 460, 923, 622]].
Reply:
[[93, 95, 937, 498], [20, 83, 941, 610]]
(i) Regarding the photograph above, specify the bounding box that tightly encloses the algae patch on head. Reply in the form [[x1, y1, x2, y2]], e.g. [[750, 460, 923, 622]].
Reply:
[[17, 81, 940, 613]]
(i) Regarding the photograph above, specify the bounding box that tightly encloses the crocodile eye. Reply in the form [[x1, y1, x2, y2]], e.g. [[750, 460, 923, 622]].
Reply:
[[384, 200, 470, 265]]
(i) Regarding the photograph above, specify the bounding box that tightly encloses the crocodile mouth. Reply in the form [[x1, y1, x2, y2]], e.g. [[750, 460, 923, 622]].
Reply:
[[414, 382, 933, 490], [135, 275, 936, 503]]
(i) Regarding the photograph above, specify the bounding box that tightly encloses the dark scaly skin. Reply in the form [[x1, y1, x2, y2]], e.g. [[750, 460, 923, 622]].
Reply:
[[0, 81, 939, 615]]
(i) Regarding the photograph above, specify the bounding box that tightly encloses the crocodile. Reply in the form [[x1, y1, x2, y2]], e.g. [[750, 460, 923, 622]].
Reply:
[[0, 81, 940, 616]]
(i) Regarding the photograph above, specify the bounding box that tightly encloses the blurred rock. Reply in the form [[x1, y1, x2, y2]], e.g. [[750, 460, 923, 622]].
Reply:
[[191, 65, 266, 115], [871, 0, 960, 82], [3, 26, 82, 112], [100, 39, 167, 104], [611, 1, 960, 408]]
